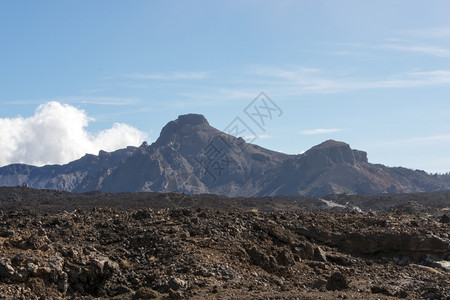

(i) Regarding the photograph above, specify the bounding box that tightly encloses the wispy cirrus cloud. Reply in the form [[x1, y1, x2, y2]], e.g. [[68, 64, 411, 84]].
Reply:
[[249, 66, 450, 94], [300, 128, 342, 135], [250, 66, 321, 81], [177, 89, 259, 101], [106, 71, 210, 80], [371, 134, 450, 148], [381, 44, 450, 57], [5, 96, 139, 106], [3, 96, 139, 106], [81, 88, 114, 94], [152, 66, 450, 104], [403, 134, 450, 143], [61, 96, 140, 105], [404, 27, 450, 38]]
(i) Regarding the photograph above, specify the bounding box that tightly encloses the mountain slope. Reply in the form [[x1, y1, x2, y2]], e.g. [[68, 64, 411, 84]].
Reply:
[[0, 147, 137, 191], [262, 140, 449, 196], [0, 113, 449, 196], [93, 114, 289, 195]]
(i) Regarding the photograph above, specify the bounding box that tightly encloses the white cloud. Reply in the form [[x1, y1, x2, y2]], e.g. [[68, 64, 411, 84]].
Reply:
[[81, 88, 114, 94], [381, 44, 450, 57], [5, 96, 139, 106], [300, 128, 342, 135], [369, 134, 450, 148], [0, 102, 147, 167], [403, 134, 450, 143], [108, 71, 209, 80], [405, 27, 450, 38], [249, 66, 450, 94]]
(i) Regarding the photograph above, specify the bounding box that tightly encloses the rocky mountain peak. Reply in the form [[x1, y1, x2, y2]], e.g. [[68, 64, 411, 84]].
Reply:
[[304, 140, 367, 165], [138, 141, 149, 149], [312, 140, 349, 149], [155, 114, 217, 148], [176, 113, 209, 126]]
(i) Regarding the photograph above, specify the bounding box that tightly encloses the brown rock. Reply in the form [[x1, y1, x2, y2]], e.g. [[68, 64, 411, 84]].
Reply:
[[312, 278, 327, 290], [313, 246, 327, 262], [276, 248, 295, 266], [133, 286, 161, 299], [247, 246, 270, 269], [371, 285, 392, 296], [297, 241, 315, 260], [439, 214, 450, 223], [326, 272, 349, 291], [168, 277, 187, 291]]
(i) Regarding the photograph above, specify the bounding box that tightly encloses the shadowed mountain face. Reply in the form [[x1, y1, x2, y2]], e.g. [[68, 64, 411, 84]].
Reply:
[[0, 113, 449, 196], [0, 147, 137, 191], [83, 114, 289, 195]]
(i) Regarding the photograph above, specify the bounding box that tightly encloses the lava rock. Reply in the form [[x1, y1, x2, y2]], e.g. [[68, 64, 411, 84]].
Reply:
[[439, 214, 450, 223], [313, 246, 327, 262], [326, 272, 349, 291], [276, 248, 295, 266], [168, 277, 187, 291], [133, 286, 161, 299], [371, 285, 392, 296]]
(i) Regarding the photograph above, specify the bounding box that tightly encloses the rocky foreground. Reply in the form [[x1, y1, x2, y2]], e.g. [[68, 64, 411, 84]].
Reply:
[[0, 205, 449, 299]]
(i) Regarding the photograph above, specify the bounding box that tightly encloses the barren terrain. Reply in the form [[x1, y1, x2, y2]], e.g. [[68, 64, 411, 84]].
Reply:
[[0, 187, 449, 299]]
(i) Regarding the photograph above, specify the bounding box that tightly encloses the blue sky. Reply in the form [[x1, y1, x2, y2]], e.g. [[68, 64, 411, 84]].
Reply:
[[1, 1, 450, 172]]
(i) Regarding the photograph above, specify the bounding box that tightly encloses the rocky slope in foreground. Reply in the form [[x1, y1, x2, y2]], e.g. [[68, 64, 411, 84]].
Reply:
[[1, 114, 450, 197], [0, 206, 449, 299]]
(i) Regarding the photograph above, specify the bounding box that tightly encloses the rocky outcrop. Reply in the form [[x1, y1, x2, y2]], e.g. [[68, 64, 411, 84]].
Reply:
[[0, 206, 448, 299], [0, 147, 136, 191]]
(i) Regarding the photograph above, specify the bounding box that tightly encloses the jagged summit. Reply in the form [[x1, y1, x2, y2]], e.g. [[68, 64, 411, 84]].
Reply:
[[303, 139, 368, 165], [139, 141, 149, 148], [155, 114, 216, 146], [161, 114, 209, 133], [312, 140, 349, 149], [176, 113, 209, 126]]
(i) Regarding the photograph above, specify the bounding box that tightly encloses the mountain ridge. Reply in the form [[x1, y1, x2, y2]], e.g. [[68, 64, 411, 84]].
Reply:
[[0, 113, 449, 197]]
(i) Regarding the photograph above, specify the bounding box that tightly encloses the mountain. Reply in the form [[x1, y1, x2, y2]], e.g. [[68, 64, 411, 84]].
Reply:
[[76, 114, 289, 195], [259, 140, 448, 196], [0, 113, 449, 196], [0, 147, 137, 191]]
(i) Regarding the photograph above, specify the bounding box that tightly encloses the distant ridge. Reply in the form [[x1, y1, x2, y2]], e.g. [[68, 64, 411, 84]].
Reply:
[[0, 113, 449, 197]]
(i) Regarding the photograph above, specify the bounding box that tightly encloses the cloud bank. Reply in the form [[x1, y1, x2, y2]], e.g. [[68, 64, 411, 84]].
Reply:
[[0, 102, 147, 167]]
